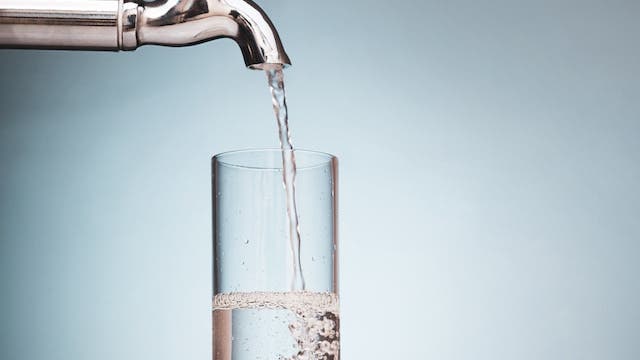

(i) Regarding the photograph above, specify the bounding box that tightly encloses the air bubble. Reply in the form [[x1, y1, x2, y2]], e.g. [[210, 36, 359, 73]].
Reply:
[[212, 292, 339, 359]]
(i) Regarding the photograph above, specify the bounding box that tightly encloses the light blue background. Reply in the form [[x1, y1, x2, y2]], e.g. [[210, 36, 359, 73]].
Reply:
[[1, 0, 639, 359]]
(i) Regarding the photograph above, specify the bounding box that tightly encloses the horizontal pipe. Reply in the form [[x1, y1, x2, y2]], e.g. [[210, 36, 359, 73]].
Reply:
[[0, 0, 120, 50]]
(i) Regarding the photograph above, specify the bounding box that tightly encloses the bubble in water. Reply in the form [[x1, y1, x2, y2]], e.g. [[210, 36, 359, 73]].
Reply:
[[213, 292, 339, 360]]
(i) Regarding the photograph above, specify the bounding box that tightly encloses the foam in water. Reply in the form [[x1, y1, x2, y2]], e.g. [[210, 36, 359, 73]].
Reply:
[[266, 66, 305, 291], [213, 292, 340, 360]]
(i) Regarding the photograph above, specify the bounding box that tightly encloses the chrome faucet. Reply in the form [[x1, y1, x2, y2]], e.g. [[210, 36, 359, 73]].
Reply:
[[0, 0, 291, 69]]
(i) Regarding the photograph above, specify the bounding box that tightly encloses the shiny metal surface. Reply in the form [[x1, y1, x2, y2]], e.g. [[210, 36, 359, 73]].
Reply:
[[0, 0, 120, 50], [134, 0, 291, 68], [0, 0, 291, 68]]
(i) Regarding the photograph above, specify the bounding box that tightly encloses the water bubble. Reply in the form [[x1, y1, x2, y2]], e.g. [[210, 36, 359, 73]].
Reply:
[[244, 239, 250, 245]]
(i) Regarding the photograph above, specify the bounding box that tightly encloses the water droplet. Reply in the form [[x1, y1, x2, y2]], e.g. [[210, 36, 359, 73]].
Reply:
[[244, 239, 249, 245]]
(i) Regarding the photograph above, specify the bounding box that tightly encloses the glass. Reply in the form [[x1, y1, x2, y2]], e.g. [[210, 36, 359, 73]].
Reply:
[[212, 149, 339, 360]]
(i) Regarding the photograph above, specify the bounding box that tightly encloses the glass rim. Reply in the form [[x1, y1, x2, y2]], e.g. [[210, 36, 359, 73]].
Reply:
[[213, 148, 337, 171]]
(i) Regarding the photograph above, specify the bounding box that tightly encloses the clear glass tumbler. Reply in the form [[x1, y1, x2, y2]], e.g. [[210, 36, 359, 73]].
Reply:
[[212, 149, 339, 360]]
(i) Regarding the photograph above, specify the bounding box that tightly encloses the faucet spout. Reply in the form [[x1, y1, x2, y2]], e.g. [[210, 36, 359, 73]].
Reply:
[[132, 0, 291, 68]]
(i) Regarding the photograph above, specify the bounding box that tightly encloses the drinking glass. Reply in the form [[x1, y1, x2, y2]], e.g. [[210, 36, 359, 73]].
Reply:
[[212, 149, 339, 360]]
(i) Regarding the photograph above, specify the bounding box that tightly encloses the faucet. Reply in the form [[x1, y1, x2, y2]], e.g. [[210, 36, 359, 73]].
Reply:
[[0, 0, 291, 69]]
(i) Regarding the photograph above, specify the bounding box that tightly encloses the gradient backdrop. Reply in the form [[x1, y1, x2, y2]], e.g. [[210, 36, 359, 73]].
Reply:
[[1, 0, 639, 359]]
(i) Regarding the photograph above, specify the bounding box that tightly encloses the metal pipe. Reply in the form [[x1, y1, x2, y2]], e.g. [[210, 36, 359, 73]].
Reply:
[[0, 0, 291, 68], [0, 0, 120, 50]]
